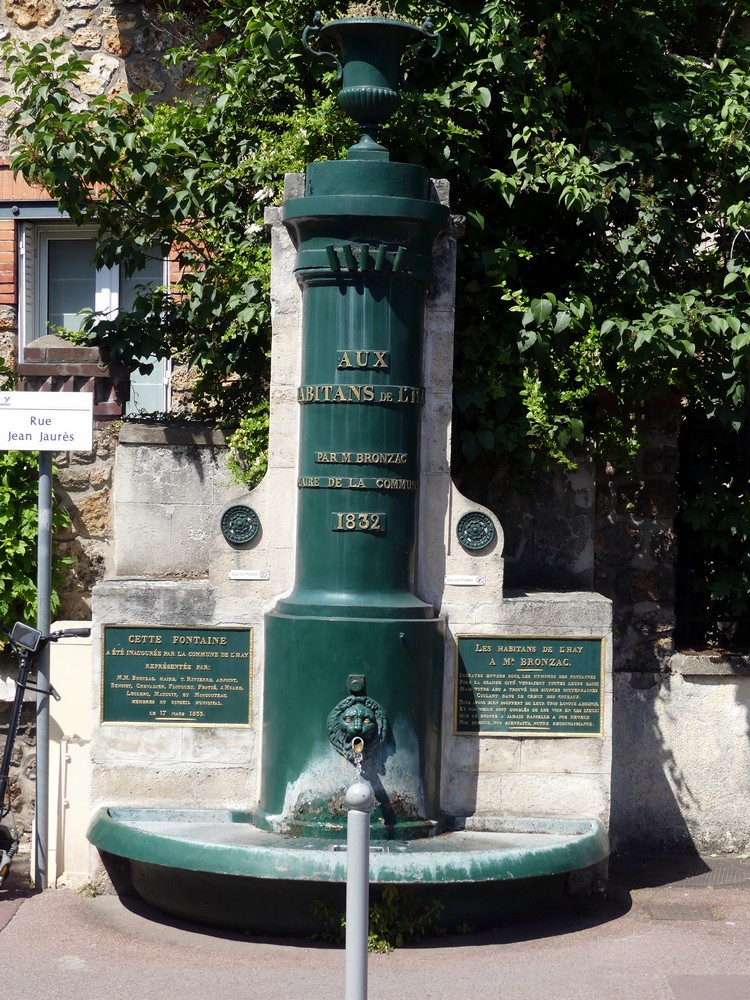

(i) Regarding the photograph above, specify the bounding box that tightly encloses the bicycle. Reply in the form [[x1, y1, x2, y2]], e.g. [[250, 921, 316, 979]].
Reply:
[[0, 621, 91, 888]]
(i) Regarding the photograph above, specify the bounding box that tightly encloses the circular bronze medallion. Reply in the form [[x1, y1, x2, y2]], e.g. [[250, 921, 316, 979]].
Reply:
[[456, 511, 495, 551], [221, 505, 260, 545]]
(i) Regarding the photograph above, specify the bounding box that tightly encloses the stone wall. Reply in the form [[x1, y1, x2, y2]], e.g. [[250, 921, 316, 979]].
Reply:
[[459, 454, 595, 593], [463, 398, 682, 677], [0, 1, 180, 884], [0, 0, 199, 614], [0, 699, 34, 858], [0, 0, 192, 136], [594, 397, 681, 674], [0, 3, 745, 863], [460, 396, 750, 854], [16, 336, 131, 617], [54, 426, 117, 618]]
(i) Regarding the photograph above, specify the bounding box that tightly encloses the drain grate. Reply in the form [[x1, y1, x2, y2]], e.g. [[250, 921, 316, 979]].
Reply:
[[678, 859, 750, 887], [645, 904, 717, 921], [613, 856, 750, 889]]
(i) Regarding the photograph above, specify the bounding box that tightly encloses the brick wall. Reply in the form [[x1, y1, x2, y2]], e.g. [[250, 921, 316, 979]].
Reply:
[[0, 217, 17, 308]]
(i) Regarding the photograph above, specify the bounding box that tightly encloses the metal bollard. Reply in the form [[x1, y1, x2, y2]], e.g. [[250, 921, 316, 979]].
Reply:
[[344, 776, 374, 1000]]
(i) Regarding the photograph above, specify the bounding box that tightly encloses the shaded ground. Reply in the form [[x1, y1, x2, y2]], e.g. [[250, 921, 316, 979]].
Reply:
[[1, 855, 749, 1000]]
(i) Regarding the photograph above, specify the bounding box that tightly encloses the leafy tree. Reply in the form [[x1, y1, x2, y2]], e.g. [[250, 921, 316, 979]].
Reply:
[[0, 451, 69, 631], [2, 1, 750, 624], [1, 4, 355, 428], [3, 2, 748, 455]]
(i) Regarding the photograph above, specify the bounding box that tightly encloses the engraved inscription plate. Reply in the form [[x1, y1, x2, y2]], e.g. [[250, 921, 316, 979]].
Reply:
[[331, 511, 387, 533], [455, 635, 603, 737], [298, 384, 425, 405], [102, 625, 252, 726]]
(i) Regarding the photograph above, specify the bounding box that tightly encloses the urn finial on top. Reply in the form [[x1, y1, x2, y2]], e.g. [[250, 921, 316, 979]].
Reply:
[[303, 10, 441, 159]]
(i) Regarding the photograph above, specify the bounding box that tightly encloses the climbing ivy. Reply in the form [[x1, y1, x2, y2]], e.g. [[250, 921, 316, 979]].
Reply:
[[0, 369, 70, 634], [0, 450, 70, 632], [2, 2, 748, 464], [2, 2, 750, 621], [225, 399, 270, 489]]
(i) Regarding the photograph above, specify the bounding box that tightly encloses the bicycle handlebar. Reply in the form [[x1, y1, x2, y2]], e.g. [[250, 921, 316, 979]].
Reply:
[[0, 622, 92, 649], [49, 628, 92, 640]]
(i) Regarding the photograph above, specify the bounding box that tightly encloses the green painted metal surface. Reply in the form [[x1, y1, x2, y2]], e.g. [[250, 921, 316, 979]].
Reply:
[[260, 139, 449, 827], [259, 615, 443, 831], [88, 807, 609, 884], [86, 21, 613, 934], [278, 159, 447, 621]]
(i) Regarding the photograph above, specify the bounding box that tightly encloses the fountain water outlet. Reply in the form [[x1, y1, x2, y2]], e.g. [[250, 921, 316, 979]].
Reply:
[[87, 9, 612, 936]]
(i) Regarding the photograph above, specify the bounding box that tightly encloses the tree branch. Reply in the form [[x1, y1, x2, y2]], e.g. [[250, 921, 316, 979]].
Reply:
[[713, 1, 741, 64]]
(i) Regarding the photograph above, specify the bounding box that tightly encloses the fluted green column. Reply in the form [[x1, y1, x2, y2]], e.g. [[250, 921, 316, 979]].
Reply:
[[259, 15, 449, 836]]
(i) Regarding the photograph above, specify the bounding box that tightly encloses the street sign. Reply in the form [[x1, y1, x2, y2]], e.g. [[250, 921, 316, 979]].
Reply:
[[0, 391, 93, 452]]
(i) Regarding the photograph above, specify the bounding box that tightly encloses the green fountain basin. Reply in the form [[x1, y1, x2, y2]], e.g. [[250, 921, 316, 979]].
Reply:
[[88, 808, 608, 935]]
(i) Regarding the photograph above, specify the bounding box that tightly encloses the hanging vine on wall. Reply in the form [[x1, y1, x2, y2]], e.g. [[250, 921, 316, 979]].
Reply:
[[0, 451, 71, 634]]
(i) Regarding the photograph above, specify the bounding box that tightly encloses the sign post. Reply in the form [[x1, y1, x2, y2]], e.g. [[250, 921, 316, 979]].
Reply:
[[0, 391, 93, 888]]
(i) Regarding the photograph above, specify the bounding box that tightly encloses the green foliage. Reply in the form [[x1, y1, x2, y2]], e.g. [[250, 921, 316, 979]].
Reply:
[[367, 886, 443, 951], [3, 0, 750, 628], [225, 399, 270, 488], [0, 357, 14, 392], [0, 369, 70, 633], [381, 0, 750, 474], [0, 17, 354, 426], [311, 886, 443, 951], [75, 881, 103, 898], [0, 452, 70, 631], [677, 413, 750, 650], [4, 1, 749, 467]]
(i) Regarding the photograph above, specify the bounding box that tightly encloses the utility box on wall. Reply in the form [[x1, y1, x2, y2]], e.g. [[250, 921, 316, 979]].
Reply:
[[48, 624, 92, 888]]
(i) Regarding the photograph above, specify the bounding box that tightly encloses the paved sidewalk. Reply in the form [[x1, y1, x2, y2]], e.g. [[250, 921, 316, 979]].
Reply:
[[1, 856, 750, 1000]]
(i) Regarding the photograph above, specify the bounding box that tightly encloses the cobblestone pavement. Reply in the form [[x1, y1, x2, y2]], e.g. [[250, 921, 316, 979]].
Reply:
[[1, 856, 749, 1000]]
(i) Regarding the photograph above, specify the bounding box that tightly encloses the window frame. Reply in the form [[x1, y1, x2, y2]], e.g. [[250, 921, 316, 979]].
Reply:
[[35, 224, 113, 343], [18, 220, 171, 413]]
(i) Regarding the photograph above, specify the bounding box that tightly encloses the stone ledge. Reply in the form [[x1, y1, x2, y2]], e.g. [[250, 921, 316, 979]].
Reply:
[[671, 651, 750, 676], [118, 422, 226, 447], [23, 334, 102, 364], [18, 363, 111, 378], [92, 578, 217, 624], [499, 590, 612, 631]]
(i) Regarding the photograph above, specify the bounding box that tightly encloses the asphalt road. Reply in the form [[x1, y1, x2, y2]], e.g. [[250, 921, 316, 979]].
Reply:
[[1, 857, 749, 1000]]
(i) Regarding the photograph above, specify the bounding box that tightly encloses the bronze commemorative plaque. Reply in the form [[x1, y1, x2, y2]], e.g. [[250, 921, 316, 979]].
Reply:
[[102, 625, 252, 725], [455, 636, 603, 737]]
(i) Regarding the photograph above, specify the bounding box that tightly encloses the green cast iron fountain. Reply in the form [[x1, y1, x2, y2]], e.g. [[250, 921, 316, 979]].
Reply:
[[88, 12, 608, 934], [258, 12, 448, 837]]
